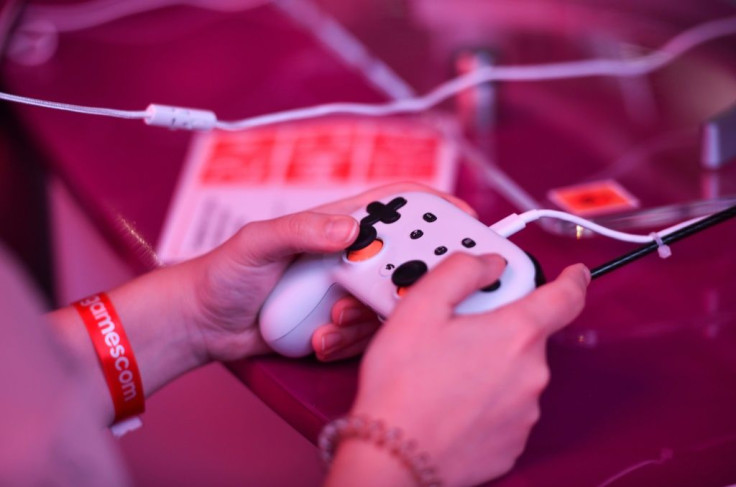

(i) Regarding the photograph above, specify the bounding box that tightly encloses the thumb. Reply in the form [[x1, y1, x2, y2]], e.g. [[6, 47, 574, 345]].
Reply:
[[497, 263, 590, 336], [391, 253, 507, 326], [231, 211, 358, 265]]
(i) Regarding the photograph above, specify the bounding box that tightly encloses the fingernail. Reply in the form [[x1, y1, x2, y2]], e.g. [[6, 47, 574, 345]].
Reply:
[[338, 307, 364, 325], [581, 265, 592, 285], [326, 217, 358, 244], [481, 254, 506, 266], [321, 332, 343, 355]]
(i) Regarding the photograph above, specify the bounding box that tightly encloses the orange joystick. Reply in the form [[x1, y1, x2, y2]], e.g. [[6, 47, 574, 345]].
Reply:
[[347, 239, 383, 262]]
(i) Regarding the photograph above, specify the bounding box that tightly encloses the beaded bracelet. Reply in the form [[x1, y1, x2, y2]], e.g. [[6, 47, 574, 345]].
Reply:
[[318, 415, 443, 487]]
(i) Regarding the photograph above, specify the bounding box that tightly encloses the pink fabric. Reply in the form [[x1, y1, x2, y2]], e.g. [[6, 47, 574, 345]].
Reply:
[[0, 245, 129, 487]]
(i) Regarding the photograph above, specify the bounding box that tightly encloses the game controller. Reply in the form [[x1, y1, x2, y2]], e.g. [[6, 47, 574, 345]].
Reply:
[[259, 192, 542, 357]]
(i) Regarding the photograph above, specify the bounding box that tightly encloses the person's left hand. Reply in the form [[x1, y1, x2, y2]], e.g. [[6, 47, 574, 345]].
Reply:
[[178, 183, 476, 363]]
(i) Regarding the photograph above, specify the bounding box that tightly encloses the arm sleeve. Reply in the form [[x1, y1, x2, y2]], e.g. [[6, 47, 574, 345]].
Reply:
[[0, 244, 130, 487]]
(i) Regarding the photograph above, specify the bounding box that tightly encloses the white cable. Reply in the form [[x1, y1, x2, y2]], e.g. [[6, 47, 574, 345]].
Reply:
[[1, 15, 735, 130], [0, 91, 147, 119], [491, 208, 706, 246], [214, 15, 736, 131]]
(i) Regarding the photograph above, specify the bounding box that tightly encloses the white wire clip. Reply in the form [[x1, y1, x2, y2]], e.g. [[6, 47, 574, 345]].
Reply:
[[649, 232, 672, 259], [145, 104, 217, 131]]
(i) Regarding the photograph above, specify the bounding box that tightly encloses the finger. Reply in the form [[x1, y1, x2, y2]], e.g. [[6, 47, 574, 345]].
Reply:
[[316, 335, 374, 362], [312, 320, 382, 361], [500, 263, 590, 336], [392, 253, 507, 326], [313, 182, 478, 218], [230, 212, 358, 265], [330, 296, 377, 327]]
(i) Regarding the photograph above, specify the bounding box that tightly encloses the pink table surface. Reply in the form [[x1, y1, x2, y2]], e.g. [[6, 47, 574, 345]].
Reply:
[[3, 1, 736, 485]]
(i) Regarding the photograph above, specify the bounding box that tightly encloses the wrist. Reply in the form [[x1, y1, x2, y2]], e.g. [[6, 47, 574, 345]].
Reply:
[[327, 438, 418, 487], [48, 264, 210, 426], [321, 415, 443, 487], [116, 263, 213, 388], [73, 293, 145, 426]]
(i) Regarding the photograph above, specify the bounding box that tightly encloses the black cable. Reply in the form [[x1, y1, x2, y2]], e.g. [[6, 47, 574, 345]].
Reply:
[[590, 204, 736, 279]]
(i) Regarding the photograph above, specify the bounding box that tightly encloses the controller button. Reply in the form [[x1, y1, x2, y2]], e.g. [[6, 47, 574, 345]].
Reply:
[[481, 280, 502, 292], [381, 212, 401, 224], [410, 229, 424, 239], [346, 224, 378, 252], [361, 214, 380, 226], [462, 238, 476, 248], [366, 201, 384, 213], [391, 260, 428, 287], [389, 197, 407, 210], [364, 197, 407, 225], [423, 212, 437, 222], [379, 263, 396, 277], [434, 246, 448, 255], [346, 239, 384, 262]]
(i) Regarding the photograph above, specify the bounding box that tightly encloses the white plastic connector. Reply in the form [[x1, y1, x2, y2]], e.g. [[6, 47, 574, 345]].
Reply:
[[489, 213, 527, 237], [145, 104, 217, 130], [489, 208, 704, 249]]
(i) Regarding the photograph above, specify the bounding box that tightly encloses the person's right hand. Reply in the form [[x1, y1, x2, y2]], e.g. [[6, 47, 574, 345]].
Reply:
[[343, 254, 590, 487]]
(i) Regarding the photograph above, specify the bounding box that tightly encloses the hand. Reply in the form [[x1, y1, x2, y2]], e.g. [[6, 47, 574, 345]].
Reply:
[[180, 182, 477, 363], [340, 254, 590, 486]]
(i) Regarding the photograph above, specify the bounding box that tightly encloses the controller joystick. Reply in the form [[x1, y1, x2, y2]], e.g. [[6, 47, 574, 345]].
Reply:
[[259, 192, 542, 357]]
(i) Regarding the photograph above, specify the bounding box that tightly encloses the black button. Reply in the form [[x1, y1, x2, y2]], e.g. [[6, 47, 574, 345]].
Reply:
[[434, 246, 447, 255], [391, 260, 428, 287], [346, 224, 377, 252], [360, 214, 380, 227], [410, 230, 424, 239], [423, 212, 437, 222], [462, 238, 476, 248], [481, 280, 502, 292], [363, 197, 407, 225], [381, 212, 401, 224], [389, 197, 408, 210]]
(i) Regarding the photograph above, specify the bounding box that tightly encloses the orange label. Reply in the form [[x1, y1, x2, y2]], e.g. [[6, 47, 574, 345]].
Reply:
[[200, 130, 277, 184], [197, 119, 445, 186], [548, 180, 639, 216]]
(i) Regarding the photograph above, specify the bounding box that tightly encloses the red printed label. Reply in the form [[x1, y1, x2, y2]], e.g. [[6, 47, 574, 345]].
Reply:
[[548, 180, 639, 216], [74, 293, 145, 422]]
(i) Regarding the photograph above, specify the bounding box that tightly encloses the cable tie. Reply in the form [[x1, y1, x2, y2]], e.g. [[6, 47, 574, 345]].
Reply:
[[649, 232, 672, 259]]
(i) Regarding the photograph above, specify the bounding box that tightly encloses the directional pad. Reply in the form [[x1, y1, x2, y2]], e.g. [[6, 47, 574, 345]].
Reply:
[[360, 197, 407, 226]]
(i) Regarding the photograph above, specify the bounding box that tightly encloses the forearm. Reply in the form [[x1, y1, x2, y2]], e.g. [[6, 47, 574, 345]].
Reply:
[[46, 260, 208, 426]]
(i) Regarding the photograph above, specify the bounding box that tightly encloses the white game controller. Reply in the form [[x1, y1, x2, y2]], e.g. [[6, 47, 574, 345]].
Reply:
[[259, 192, 542, 357]]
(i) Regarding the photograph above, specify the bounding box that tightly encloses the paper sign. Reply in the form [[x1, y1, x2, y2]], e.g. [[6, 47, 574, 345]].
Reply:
[[157, 117, 459, 263], [548, 179, 640, 216]]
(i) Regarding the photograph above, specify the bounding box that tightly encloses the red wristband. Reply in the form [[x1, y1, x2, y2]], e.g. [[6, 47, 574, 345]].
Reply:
[[74, 293, 145, 423]]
